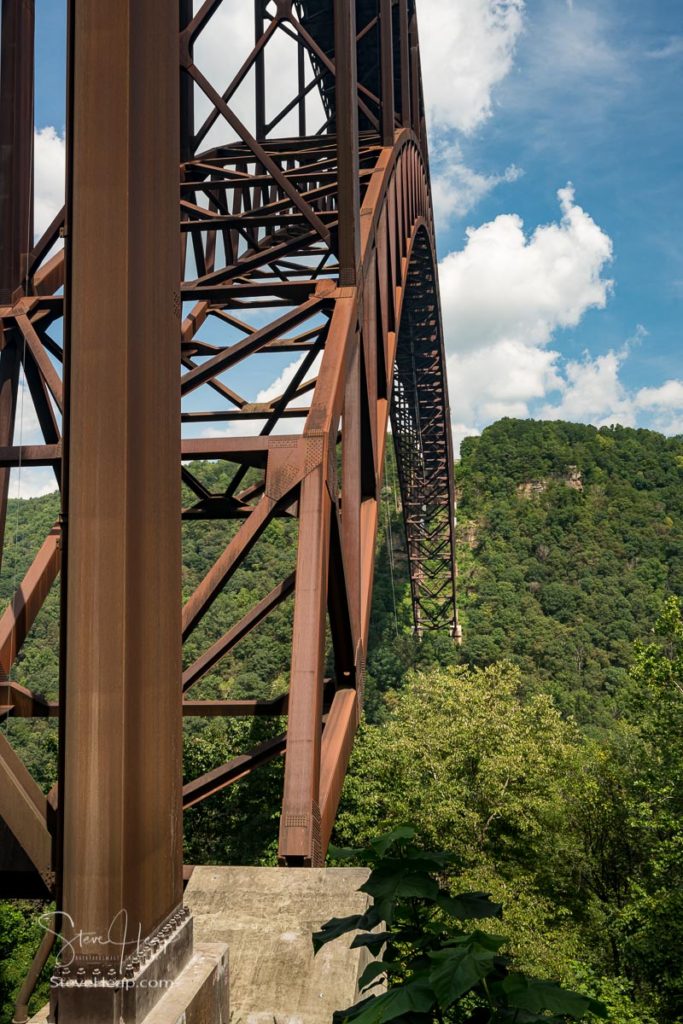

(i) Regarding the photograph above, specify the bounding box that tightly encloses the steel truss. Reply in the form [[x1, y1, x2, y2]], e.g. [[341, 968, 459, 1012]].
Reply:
[[0, 0, 458, 915]]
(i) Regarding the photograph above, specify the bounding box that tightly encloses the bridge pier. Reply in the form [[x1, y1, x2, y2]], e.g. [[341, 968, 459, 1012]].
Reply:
[[55, 1, 227, 1020]]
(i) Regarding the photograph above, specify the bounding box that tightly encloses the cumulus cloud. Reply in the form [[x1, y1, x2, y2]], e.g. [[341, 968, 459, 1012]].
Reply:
[[537, 339, 683, 438], [9, 468, 57, 500], [419, 0, 525, 134], [439, 185, 621, 444], [34, 126, 65, 238], [431, 144, 522, 223], [538, 347, 635, 427], [192, 6, 325, 148], [440, 185, 613, 356], [196, 351, 322, 440], [191, 1, 525, 143]]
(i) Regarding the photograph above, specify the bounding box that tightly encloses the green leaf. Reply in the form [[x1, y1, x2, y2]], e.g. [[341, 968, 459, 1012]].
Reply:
[[498, 976, 608, 1019], [329, 843, 364, 862], [368, 826, 416, 857], [442, 930, 506, 953], [360, 860, 440, 910], [436, 890, 503, 920], [428, 941, 499, 1008], [333, 974, 434, 1024]]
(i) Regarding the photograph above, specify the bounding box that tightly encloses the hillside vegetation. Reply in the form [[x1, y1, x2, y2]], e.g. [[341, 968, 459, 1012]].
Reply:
[[1, 419, 682, 1023]]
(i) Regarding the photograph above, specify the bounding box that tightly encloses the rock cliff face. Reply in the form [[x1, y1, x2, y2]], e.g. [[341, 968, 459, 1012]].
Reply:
[[516, 479, 548, 498], [564, 465, 584, 491], [516, 466, 583, 498]]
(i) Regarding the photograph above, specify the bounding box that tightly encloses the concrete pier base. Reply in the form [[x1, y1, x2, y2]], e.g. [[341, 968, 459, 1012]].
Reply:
[[185, 867, 374, 1024], [29, 941, 228, 1024]]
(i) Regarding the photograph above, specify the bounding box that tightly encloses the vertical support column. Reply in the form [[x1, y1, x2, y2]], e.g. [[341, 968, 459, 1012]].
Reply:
[[297, 37, 307, 137], [254, 0, 266, 140], [342, 333, 362, 646], [0, 0, 34, 304], [279, 452, 331, 865], [180, 0, 194, 163], [61, 0, 185, 1007], [410, 12, 421, 144], [380, 0, 395, 147], [398, 0, 411, 129], [0, 336, 20, 567], [334, 0, 360, 287]]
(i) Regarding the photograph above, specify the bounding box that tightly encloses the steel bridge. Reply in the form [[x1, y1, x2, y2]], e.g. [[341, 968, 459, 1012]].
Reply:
[[0, 0, 457, 1017]]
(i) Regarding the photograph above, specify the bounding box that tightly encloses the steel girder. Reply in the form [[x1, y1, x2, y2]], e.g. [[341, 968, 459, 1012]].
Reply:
[[0, 0, 458, 910]]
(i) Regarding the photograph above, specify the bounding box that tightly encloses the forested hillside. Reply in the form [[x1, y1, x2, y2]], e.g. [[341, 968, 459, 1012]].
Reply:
[[455, 419, 683, 726], [1, 420, 682, 1023]]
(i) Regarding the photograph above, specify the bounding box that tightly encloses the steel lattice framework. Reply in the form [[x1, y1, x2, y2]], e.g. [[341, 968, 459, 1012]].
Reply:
[[0, 0, 457, 1014]]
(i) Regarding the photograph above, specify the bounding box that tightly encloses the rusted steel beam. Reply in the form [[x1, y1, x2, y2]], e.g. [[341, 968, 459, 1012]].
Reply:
[[0, 525, 61, 675], [380, 0, 395, 147], [0, 442, 61, 466], [15, 312, 64, 410], [183, 733, 286, 809], [180, 0, 195, 162], [334, 0, 360, 286], [0, 681, 58, 718], [0, 0, 34, 305], [182, 573, 295, 692], [0, 733, 54, 892], [254, 0, 266, 139], [62, 0, 183, 974], [398, 0, 411, 128], [182, 695, 288, 717], [319, 687, 359, 852], [0, 333, 20, 566], [279, 456, 330, 865], [182, 494, 282, 640]]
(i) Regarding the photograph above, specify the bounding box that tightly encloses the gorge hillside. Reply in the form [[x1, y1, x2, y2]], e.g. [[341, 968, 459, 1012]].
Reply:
[[1, 419, 682, 1023]]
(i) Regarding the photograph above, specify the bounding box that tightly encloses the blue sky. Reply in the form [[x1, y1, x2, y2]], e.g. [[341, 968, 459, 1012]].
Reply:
[[16, 0, 683, 496], [418, 0, 682, 445]]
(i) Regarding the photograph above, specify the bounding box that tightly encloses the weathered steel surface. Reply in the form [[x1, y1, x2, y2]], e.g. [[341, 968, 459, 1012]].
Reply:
[[61, 0, 184, 981], [0, 0, 458, 948]]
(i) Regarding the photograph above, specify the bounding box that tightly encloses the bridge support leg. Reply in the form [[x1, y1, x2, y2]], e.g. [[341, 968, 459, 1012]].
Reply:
[[0, 0, 34, 305], [58, 3, 206, 1019]]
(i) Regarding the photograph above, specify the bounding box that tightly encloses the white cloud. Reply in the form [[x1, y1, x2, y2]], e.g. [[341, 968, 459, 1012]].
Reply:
[[538, 347, 635, 426], [645, 36, 683, 61], [419, 0, 525, 134], [431, 144, 522, 222], [635, 379, 683, 411], [8, 468, 58, 500], [34, 126, 65, 238], [536, 322, 683, 436], [439, 185, 621, 442], [195, 352, 322, 440], [440, 184, 613, 356], [192, 7, 325, 148], [448, 340, 562, 427]]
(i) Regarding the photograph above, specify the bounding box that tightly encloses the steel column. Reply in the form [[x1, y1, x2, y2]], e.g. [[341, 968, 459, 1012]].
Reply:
[[255, 0, 266, 140], [0, 0, 34, 304], [333, 0, 360, 286], [180, 0, 194, 162], [62, 0, 183, 976], [380, 0, 395, 146], [0, 336, 20, 565], [279, 458, 331, 865]]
